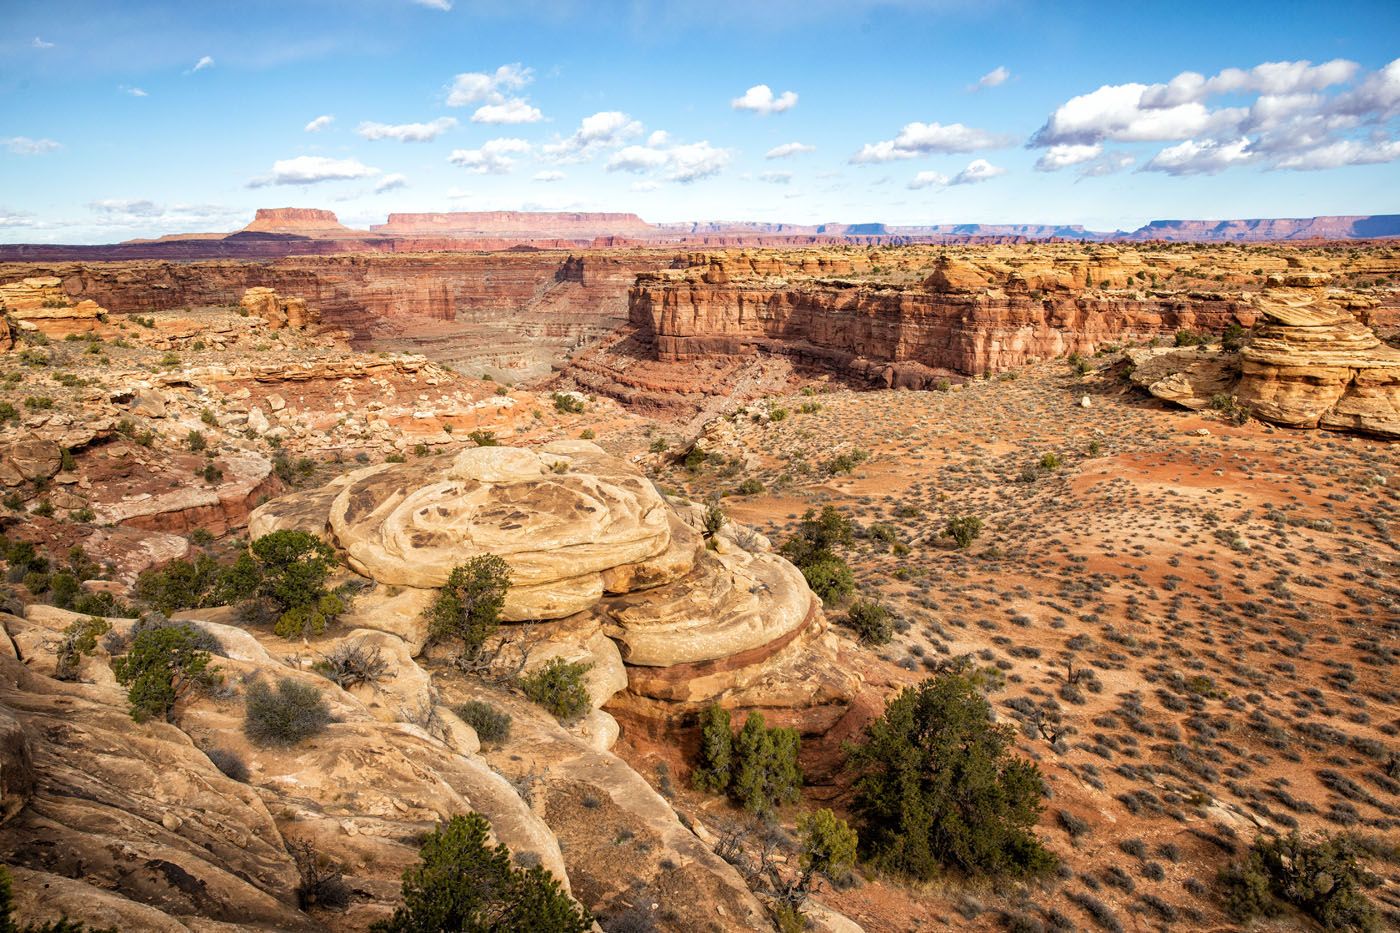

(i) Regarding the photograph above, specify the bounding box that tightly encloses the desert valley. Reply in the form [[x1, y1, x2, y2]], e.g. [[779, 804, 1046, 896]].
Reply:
[[3, 3, 1400, 930]]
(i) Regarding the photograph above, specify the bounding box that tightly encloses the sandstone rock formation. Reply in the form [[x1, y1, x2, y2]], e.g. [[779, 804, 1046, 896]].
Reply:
[[239, 286, 318, 331], [0, 276, 104, 339], [1129, 284, 1400, 438]]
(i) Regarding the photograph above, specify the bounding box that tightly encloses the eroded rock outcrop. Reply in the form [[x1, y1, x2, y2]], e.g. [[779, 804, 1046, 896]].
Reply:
[[239, 286, 319, 331], [0, 276, 104, 340], [1129, 285, 1400, 438]]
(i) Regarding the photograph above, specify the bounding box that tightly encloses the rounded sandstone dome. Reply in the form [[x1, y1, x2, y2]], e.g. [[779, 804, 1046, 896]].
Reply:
[[328, 442, 674, 618]]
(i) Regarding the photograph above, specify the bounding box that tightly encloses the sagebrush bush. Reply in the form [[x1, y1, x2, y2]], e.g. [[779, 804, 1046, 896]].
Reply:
[[454, 699, 512, 744], [519, 658, 592, 721], [845, 599, 893, 645], [244, 677, 332, 747]]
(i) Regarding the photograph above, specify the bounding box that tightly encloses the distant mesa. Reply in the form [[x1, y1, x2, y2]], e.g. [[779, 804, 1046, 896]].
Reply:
[[372, 211, 656, 239], [241, 207, 372, 238]]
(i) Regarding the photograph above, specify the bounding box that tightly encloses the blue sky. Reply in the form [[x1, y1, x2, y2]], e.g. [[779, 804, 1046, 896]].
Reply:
[[2, 0, 1398, 242]]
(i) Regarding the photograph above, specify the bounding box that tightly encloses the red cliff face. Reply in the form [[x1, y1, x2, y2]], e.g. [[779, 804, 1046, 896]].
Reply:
[[242, 207, 365, 237]]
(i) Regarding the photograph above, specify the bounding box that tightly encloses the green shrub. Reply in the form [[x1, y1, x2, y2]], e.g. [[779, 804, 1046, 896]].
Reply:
[[186, 429, 207, 452], [730, 712, 803, 815], [0, 402, 17, 424], [845, 599, 893, 645], [734, 478, 765, 496], [797, 808, 859, 890], [519, 658, 592, 721], [426, 555, 511, 662], [54, 616, 109, 681], [1174, 329, 1206, 347], [467, 429, 498, 447], [692, 704, 733, 793], [454, 700, 512, 744], [945, 515, 984, 549], [1220, 322, 1247, 352], [249, 530, 340, 637], [825, 449, 869, 475], [768, 406, 788, 422], [371, 812, 590, 932], [112, 624, 217, 722], [243, 677, 332, 747], [780, 507, 856, 604], [847, 672, 1056, 879], [1220, 832, 1379, 931], [552, 392, 585, 414], [702, 502, 727, 546]]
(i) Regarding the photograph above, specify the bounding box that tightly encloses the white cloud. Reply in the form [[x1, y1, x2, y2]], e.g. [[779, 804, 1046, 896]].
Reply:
[[357, 117, 458, 142], [82, 200, 245, 230], [766, 141, 815, 159], [448, 137, 531, 174], [731, 84, 798, 115], [447, 63, 532, 106], [1271, 138, 1400, 171], [541, 111, 643, 162], [31, 37, 54, 50], [1078, 152, 1135, 177], [759, 171, 793, 184], [122, 86, 149, 97], [1142, 137, 1254, 175], [304, 115, 335, 132], [374, 173, 408, 193], [630, 181, 660, 192], [3, 137, 62, 156], [1034, 143, 1102, 171], [471, 98, 543, 124], [191, 55, 214, 72], [851, 121, 1012, 162], [971, 66, 1010, 91], [533, 170, 566, 182], [248, 155, 380, 187], [89, 199, 163, 217], [907, 170, 949, 189], [414, 0, 453, 9], [951, 159, 1006, 185], [1029, 58, 1400, 177], [606, 140, 730, 183], [0, 208, 34, 227]]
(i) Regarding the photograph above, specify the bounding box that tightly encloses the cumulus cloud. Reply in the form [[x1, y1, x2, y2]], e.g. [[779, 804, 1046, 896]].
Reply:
[[951, 158, 1006, 184], [1078, 152, 1136, 178], [732, 84, 798, 114], [83, 200, 244, 230], [970, 66, 1010, 91], [1141, 137, 1254, 175], [1030, 57, 1400, 177], [190, 55, 214, 72], [907, 170, 949, 189], [606, 140, 731, 183], [3, 137, 62, 155], [533, 170, 565, 182], [446, 63, 541, 122], [248, 155, 380, 187], [471, 98, 542, 124], [647, 130, 669, 146], [766, 141, 815, 159], [541, 111, 643, 162], [305, 114, 334, 132], [851, 121, 1013, 163], [448, 137, 531, 174], [31, 37, 54, 49], [357, 117, 458, 142], [447, 63, 531, 105], [374, 173, 408, 193]]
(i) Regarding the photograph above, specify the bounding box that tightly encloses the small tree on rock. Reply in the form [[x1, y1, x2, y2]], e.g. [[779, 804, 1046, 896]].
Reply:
[[693, 704, 734, 793], [427, 555, 512, 663], [112, 624, 216, 722], [944, 515, 984, 550]]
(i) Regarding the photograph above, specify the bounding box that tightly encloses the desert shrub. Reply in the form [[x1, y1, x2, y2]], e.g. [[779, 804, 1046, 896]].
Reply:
[[205, 747, 249, 782], [780, 506, 856, 604], [848, 672, 1056, 879], [519, 658, 592, 721], [1174, 329, 1206, 347], [243, 677, 332, 747], [454, 700, 512, 744], [1221, 322, 1247, 352], [1038, 453, 1062, 472], [552, 392, 585, 414], [702, 502, 727, 545], [186, 430, 207, 452], [467, 429, 498, 447], [426, 555, 511, 662], [291, 840, 350, 911], [845, 599, 893, 645], [730, 712, 803, 815], [945, 515, 984, 549], [272, 593, 346, 640], [112, 623, 217, 722], [314, 639, 389, 689], [135, 554, 230, 613], [53, 615, 109, 681], [1220, 832, 1379, 930], [693, 704, 734, 793], [825, 449, 869, 474], [734, 478, 765, 496], [250, 530, 338, 625], [797, 808, 859, 890], [371, 812, 590, 932]]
